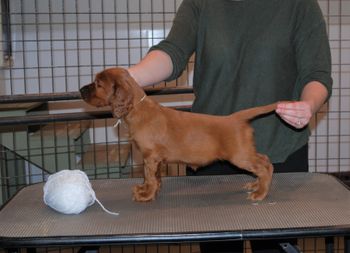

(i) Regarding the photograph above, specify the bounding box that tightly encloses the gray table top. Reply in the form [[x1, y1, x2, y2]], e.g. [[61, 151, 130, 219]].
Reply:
[[1, 172, 350, 247]]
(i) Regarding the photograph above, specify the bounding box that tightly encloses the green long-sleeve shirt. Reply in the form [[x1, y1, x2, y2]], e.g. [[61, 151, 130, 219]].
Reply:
[[150, 0, 332, 163]]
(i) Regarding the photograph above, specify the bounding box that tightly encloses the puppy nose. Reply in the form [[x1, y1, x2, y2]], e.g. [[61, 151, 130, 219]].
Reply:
[[80, 85, 90, 99]]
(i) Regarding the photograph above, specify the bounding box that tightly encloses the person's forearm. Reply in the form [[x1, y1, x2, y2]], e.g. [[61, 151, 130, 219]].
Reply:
[[128, 50, 173, 87], [301, 81, 329, 114]]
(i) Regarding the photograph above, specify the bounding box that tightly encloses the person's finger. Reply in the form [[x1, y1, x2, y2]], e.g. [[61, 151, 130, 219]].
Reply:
[[276, 101, 312, 120], [278, 111, 308, 129]]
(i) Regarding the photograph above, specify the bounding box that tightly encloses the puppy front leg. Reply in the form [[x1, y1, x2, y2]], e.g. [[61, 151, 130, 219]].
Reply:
[[133, 157, 161, 202]]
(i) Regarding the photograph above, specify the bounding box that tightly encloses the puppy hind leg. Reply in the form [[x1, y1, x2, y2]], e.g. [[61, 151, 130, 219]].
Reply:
[[246, 154, 274, 201], [243, 154, 273, 192], [155, 166, 162, 191], [231, 154, 272, 201]]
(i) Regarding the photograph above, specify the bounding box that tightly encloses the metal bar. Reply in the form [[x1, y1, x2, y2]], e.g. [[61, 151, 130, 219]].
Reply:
[[0, 111, 111, 126], [0, 88, 193, 104], [1, 0, 12, 64], [145, 87, 193, 96], [0, 105, 191, 126], [0, 92, 82, 103], [345, 236, 350, 253]]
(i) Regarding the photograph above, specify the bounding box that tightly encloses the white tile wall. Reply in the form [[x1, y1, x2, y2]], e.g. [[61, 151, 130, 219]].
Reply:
[[3, 0, 177, 94]]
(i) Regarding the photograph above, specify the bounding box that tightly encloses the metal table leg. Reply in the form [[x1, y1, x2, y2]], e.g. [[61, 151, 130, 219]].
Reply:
[[279, 243, 301, 253]]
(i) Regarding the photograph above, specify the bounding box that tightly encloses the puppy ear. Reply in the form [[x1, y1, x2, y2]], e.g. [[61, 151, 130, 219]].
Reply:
[[110, 73, 134, 118]]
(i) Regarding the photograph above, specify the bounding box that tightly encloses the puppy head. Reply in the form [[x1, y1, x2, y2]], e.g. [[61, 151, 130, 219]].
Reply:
[[80, 68, 134, 118]]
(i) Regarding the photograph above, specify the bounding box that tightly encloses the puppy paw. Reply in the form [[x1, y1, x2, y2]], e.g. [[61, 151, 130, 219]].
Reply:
[[132, 184, 157, 202], [247, 190, 267, 201], [243, 180, 259, 192]]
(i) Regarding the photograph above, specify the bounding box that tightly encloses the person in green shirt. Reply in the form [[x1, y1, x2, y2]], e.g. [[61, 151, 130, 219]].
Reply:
[[127, 0, 332, 252]]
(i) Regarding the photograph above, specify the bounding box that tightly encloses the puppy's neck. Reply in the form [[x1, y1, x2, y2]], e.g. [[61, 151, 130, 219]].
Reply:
[[114, 93, 147, 126], [122, 77, 155, 126], [129, 78, 147, 106], [125, 93, 155, 125]]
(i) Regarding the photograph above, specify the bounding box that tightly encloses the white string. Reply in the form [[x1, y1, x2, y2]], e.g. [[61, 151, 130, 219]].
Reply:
[[139, 94, 146, 103], [94, 198, 119, 216], [84, 178, 120, 216], [113, 119, 122, 128]]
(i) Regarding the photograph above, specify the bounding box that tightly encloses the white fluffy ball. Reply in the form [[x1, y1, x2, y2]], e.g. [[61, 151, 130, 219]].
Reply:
[[43, 170, 95, 214]]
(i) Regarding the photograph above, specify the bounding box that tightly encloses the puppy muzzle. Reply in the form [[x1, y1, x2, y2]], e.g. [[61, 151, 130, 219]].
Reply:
[[80, 84, 93, 100]]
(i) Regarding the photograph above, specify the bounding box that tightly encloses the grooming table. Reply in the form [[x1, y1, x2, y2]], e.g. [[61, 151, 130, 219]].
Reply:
[[1, 173, 350, 248]]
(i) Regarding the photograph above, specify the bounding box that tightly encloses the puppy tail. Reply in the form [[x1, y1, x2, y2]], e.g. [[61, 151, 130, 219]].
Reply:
[[234, 102, 279, 121]]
